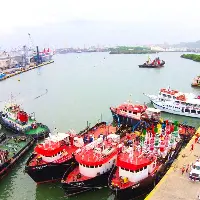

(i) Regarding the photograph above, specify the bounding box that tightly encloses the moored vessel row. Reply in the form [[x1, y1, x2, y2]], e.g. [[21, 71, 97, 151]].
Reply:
[[0, 89, 197, 199]]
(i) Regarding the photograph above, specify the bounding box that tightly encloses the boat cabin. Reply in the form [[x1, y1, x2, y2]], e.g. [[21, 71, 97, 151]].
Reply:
[[117, 148, 157, 183], [76, 134, 120, 178], [34, 132, 83, 163], [111, 102, 147, 119], [145, 108, 161, 121]]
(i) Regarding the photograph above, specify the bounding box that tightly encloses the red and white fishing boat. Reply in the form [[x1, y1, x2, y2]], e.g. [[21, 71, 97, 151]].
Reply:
[[61, 131, 120, 197], [110, 101, 148, 127], [25, 122, 113, 184], [108, 121, 183, 198]]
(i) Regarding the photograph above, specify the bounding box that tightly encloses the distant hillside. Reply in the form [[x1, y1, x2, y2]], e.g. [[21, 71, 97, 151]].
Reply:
[[173, 40, 200, 48], [181, 54, 200, 62], [109, 46, 157, 54]]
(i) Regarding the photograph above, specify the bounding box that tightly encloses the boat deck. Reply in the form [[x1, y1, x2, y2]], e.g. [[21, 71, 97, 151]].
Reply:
[[0, 136, 30, 159], [6, 116, 48, 135], [29, 145, 77, 166], [145, 127, 200, 200], [25, 126, 48, 135], [65, 166, 91, 183], [29, 124, 116, 166]]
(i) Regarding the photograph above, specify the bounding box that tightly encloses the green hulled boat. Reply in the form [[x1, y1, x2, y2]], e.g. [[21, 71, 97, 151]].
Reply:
[[0, 134, 34, 179], [0, 103, 50, 139]]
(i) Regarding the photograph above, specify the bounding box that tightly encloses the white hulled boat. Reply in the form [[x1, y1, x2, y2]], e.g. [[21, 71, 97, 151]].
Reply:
[[144, 87, 200, 118]]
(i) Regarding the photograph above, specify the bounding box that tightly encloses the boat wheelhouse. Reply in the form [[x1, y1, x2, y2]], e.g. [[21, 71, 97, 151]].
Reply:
[[61, 133, 120, 196], [144, 88, 200, 118], [108, 121, 183, 197], [25, 122, 117, 184]]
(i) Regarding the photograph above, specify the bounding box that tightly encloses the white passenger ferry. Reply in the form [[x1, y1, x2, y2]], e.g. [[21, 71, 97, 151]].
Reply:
[[144, 87, 200, 118]]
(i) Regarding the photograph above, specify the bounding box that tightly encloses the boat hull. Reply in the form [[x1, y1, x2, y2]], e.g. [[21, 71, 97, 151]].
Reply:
[[0, 137, 34, 180], [151, 100, 200, 118], [111, 110, 140, 127], [139, 62, 165, 68], [25, 154, 75, 184], [191, 84, 200, 87], [62, 166, 111, 197], [0, 112, 50, 139]]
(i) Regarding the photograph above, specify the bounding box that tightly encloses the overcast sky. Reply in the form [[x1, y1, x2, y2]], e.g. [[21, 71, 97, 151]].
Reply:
[[1, 0, 200, 49]]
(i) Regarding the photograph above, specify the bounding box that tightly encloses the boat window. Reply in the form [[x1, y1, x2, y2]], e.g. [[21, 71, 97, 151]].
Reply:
[[198, 111, 200, 114], [133, 112, 137, 115], [129, 111, 131, 113], [143, 166, 147, 169], [167, 95, 171, 98], [191, 110, 196, 114], [181, 102, 186, 105], [173, 96, 176, 99], [136, 169, 139, 173], [185, 109, 190, 113], [175, 101, 179, 104], [163, 94, 167, 97]]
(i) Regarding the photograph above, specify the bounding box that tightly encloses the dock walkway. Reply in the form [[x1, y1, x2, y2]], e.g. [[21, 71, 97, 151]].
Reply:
[[145, 127, 200, 200]]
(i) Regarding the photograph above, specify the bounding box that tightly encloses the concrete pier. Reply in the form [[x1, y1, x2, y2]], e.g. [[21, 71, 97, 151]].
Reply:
[[0, 60, 54, 81], [145, 127, 200, 200]]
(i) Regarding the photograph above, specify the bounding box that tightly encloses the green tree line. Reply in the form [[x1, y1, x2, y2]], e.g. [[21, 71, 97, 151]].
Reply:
[[181, 54, 200, 62]]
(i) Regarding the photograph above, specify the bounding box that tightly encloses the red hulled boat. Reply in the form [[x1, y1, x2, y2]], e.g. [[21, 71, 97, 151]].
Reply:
[[61, 131, 120, 197], [25, 122, 113, 184], [110, 101, 148, 127], [108, 121, 183, 198]]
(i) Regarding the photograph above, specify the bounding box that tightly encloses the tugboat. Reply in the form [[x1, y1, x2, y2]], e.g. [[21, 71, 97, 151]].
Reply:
[[25, 122, 115, 184], [0, 103, 50, 139], [191, 76, 200, 87], [61, 132, 121, 196], [108, 121, 183, 198], [0, 134, 34, 179], [139, 57, 165, 68], [110, 100, 148, 127]]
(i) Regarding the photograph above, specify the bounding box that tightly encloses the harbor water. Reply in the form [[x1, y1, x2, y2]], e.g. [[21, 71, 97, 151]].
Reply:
[[0, 52, 199, 200]]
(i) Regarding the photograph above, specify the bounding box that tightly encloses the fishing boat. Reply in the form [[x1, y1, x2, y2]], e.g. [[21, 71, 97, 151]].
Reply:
[[110, 100, 164, 130], [0, 103, 50, 139], [25, 122, 115, 184], [144, 87, 200, 118], [191, 76, 200, 87], [110, 101, 148, 128], [108, 121, 183, 198], [61, 132, 120, 196], [0, 134, 34, 179], [139, 57, 165, 68], [0, 72, 6, 80]]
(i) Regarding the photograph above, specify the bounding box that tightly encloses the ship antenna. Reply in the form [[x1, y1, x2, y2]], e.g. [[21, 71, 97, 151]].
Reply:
[[128, 94, 132, 104]]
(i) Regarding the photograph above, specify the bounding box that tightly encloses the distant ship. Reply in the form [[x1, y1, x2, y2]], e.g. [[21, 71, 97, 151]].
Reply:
[[139, 57, 165, 68], [30, 48, 54, 63]]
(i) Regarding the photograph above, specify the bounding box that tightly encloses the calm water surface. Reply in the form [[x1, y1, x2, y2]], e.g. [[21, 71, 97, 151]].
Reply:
[[0, 52, 199, 200]]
